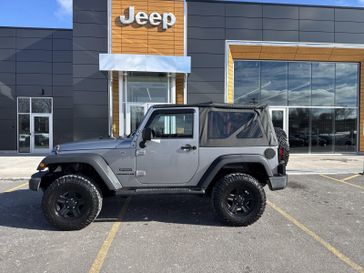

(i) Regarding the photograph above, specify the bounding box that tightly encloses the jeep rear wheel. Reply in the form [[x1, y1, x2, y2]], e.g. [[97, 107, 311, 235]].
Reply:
[[212, 173, 266, 226], [42, 175, 102, 231]]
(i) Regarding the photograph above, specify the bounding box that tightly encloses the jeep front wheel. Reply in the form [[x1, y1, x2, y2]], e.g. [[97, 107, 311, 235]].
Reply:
[[42, 174, 102, 231], [212, 173, 266, 226]]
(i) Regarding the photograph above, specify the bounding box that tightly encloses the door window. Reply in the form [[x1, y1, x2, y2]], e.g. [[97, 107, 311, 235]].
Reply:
[[147, 111, 194, 138]]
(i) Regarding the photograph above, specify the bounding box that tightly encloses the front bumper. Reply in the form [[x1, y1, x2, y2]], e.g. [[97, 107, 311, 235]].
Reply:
[[29, 171, 47, 191], [268, 175, 288, 191]]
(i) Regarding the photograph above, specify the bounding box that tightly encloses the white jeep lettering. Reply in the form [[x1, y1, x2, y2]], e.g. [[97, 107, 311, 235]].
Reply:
[[119, 6, 176, 30]]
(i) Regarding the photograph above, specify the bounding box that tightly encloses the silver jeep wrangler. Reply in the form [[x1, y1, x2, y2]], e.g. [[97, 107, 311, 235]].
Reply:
[[29, 103, 288, 230]]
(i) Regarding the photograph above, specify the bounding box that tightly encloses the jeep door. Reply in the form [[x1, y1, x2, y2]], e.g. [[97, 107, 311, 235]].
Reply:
[[136, 108, 199, 185]]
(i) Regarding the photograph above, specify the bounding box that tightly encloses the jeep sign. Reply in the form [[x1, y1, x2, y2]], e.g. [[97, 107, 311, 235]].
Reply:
[[119, 6, 176, 30]]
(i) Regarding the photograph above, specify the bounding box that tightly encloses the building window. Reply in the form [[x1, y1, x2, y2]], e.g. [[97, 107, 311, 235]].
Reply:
[[234, 60, 358, 153]]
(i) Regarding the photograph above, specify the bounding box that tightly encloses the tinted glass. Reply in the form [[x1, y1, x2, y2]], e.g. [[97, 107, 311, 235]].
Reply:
[[271, 110, 284, 129], [289, 108, 310, 153], [18, 98, 30, 113], [335, 108, 357, 152], [335, 63, 358, 107], [311, 108, 334, 153], [18, 114, 30, 153], [234, 61, 260, 104], [208, 111, 262, 139], [260, 62, 287, 106], [288, 62, 311, 106], [32, 98, 52, 113], [127, 73, 169, 103], [148, 112, 193, 138], [312, 62, 335, 106]]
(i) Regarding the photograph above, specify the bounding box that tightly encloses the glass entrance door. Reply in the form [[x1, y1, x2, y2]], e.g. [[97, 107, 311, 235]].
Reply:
[[270, 108, 288, 134], [32, 115, 52, 153]]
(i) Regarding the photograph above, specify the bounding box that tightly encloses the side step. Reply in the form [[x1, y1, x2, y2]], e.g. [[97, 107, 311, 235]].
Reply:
[[115, 187, 205, 196]]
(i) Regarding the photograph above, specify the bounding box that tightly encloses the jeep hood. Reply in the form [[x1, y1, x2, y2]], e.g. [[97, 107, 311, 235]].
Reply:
[[57, 137, 131, 152]]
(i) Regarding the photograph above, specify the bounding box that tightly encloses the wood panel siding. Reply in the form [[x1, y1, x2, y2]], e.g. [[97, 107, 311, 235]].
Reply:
[[112, 0, 184, 56], [112, 72, 119, 137], [226, 49, 234, 104], [176, 74, 184, 104], [229, 44, 364, 152]]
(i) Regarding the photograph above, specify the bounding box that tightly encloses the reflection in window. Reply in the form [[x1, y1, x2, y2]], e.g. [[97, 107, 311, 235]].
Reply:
[[335, 109, 357, 152], [261, 62, 287, 106], [288, 62, 311, 106], [32, 98, 52, 113], [311, 62, 335, 106], [127, 73, 169, 103], [18, 98, 30, 113], [311, 108, 334, 153], [289, 108, 310, 153], [148, 112, 193, 138], [234, 61, 260, 105], [335, 63, 358, 107]]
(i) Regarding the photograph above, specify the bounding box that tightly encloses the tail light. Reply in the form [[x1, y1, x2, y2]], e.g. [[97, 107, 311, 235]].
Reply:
[[279, 147, 285, 161]]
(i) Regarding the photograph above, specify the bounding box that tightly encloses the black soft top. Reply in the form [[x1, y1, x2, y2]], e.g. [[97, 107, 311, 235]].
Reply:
[[152, 102, 268, 111]]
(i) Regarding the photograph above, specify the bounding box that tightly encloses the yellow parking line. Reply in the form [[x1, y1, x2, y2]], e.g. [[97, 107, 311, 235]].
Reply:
[[267, 200, 364, 273], [88, 197, 131, 273], [342, 174, 361, 182], [320, 174, 364, 190], [3, 182, 28, 193]]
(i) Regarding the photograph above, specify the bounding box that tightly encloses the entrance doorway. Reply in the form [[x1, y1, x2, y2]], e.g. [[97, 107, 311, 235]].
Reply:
[[17, 97, 53, 153]]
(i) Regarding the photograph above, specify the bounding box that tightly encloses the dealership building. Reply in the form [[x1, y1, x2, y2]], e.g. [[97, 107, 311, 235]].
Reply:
[[0, 0, 363, 154]]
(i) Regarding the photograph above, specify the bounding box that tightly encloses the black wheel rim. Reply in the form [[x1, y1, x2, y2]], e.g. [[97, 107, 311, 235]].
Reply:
[[55, 191, 85, 219], [225, 187, 257, 217]]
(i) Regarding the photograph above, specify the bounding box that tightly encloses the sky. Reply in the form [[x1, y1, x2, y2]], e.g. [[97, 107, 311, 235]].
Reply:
[[0, 0, 364, 29]]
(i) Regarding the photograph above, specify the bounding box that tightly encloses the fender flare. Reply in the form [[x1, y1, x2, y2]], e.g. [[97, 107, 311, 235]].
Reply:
[[41, 153, 122, 191], [197, 154, 273, 190]]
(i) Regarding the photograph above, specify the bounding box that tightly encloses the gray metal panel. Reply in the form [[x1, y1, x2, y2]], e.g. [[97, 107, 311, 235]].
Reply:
[[74, 0, 107, 11], [187, 92, 224, 104], [73, 118, 108, 134], [263, 18, 299, 31], [263, 30, 299, 42], [16, 62, 52, 74], [53, 97, 73, 108], [73, 37, 106, 51], [53, 86, 73, 97], [187, 39, 225, 54], [188, 15, 225, 28], [0, 73, 15, 85], [188, 27, 225, 40], [335, 32, 364, 44], [73, 23, 107, 38], [74, 105, 109, 118], [17, 49, 52, 62], [226, 17, 262, 30], [16, 85, 52, 96], [16, 29, 53, 38], [188, 68, 225, 82], [17, 73, 52, 86], [53, 38, 72, 51], [299, 6, 334, 20], [0, 37, 16, 49], [53, 62, 72, 75], [187, 2, 225, 16], [0, 61, 15, 73], [335, 21, 364, 34], [53, 50, 72, 63], [300, 20, 334, 32], [299, 31, 335, 43], [16, 37, 52, 50], [53, 74, 72, 86], [335, 8, 364, 23], [53, 30, 72, 40], [74, 10, 107, 25], [225, 3, 262, 17], [187, 81, 225, 94], [73, 91, 108, 105], [73, 78, 108, 91], [263, 5, 298, 19], [73, 50, 100, 65], [74, 64, 106, 78], [226, 28, 262, 40], [0, 28, 15, 37], [191, 54, 225, 68], [0, 49, 16, 61]]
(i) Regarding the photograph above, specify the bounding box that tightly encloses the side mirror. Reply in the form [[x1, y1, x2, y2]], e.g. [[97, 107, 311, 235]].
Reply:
[[140, 128, 152, 148]]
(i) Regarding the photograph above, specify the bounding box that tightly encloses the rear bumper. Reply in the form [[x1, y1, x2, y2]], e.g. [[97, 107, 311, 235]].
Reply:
[[268, 175, 288, 191], [29, 171, 47, 191]]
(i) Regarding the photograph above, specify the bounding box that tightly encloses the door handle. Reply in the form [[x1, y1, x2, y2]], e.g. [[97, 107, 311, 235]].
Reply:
[[181, 144, 197, 151]]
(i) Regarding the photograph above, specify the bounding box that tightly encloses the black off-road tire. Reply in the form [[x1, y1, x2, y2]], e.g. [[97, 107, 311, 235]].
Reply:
[[274, 127, 290, 166], [42, 174, 102, 231], [212, 173, 266, 227]]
